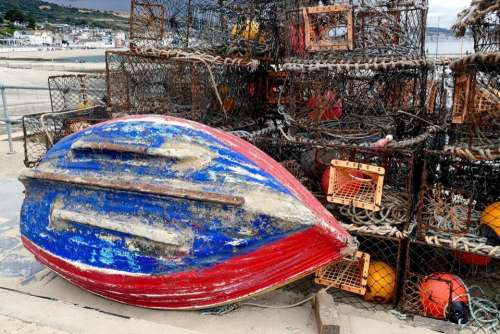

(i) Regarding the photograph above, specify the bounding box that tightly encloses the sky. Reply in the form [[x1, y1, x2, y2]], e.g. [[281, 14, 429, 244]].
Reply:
[[46, 0, 473, 28], [427, 0, 471, 28]]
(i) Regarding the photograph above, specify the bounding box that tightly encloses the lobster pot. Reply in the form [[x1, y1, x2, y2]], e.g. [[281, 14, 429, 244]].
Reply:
[[277, 60, 443, 149], [281, 0, 426, 60], [251, 138, 416, 238], [22, 108, 110, 168], [129, 0, 281, 60], [446, 54, 500, 158], [48, 74, 106, 113], [471, 8, 500, 53], [399, 241, 499, 331], [416, 150, 500, 257], [105, 50, 266, 128], [319, 231, 405, 311]]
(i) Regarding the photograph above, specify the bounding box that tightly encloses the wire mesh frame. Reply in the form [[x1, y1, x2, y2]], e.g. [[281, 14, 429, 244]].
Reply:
[[424, 62, 449, 126], [129, 0, 167, 41], [283, 65, 432, 147], [449, 59, 500, 153], [399, 240, 499, 330], [327, 231, 405, 311], [415, 150, 500, 248], [22, 108, 110, 168], [471, 9, 500, 53], [105, 50, 266, 128], [315, 251, 370, 295], [48, 74, 106, 113], [282, 0, 427, 59], [251, 137, 416, 235], [327, 160, 385, 212]]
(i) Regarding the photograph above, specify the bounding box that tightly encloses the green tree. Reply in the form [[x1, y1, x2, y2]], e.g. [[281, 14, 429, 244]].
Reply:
[[27, 16, 36, 29], [5, 9, 26, 23], [0, 16, 4, 24]]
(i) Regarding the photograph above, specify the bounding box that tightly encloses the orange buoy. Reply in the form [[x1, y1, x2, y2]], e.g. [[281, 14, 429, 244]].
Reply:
[[321, 167, 330, 194], [419, 273, 469, 323], [307, 90, 342, 121], [217, 84, 235, 113], [363, 261, 396, 304], [480, 202, 500, 245], [453, 251, 493, 267]]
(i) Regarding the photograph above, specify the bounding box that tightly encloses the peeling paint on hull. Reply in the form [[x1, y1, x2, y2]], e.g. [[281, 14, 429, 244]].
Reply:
[[19, 115, 353, 309]]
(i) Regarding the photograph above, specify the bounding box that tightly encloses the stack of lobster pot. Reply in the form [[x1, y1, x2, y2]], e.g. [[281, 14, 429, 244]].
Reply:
[[105, 0, 285, 132], [249, 0, 449, 312], [399, 2, 500, 330]]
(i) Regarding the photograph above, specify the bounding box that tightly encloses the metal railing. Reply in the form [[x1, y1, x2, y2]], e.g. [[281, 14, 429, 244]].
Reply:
[[0, 85, 51, 154]]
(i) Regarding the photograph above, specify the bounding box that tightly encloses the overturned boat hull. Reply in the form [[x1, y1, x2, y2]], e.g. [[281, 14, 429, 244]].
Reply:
[[20, 115, 354, 309]]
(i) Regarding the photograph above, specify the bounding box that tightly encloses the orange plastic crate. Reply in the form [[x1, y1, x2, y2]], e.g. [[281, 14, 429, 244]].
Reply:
[[303, 4, 354, 52], [327, 160, 385, 211], [452, 73, 474, 124], [315, 251, 370, 295]]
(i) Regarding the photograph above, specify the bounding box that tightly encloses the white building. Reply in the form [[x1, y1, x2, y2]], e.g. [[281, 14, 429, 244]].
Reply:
[[30, 31, 54, 45], [13, 30, 56, 46]]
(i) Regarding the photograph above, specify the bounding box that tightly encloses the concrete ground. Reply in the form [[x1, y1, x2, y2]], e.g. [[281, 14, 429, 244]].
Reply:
[[0, 137, 449, 333]]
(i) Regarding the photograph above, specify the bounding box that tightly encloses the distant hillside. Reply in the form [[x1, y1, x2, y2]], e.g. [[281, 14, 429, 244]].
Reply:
[[44, 0, 130, 12], [426, 27, 452, 36], [0, 0, 129, 30]]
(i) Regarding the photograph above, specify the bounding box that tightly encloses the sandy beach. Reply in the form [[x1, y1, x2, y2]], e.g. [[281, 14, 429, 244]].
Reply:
[[0, 52, 106, 126], [0, 48, 123, 60], [0, 67, 71, 87]]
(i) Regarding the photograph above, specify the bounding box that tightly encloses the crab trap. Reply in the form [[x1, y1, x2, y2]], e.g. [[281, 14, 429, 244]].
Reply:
[[273, 59, 446, 150], [22, 108, 110, 168], [472, 6, 500, 53], [105, 50, 270, 129], [416, 150, 500, 259], [21, 74, 110, 168], [399, 240, 500, 332], [446, 53, 500, 160], [48, 74, 107, 113], [453, 1, 500, 53], [251, 138, 416, 239], [128, 0, 282, 60], [316, 231, 405, 311], [281, 0, 427, 60]]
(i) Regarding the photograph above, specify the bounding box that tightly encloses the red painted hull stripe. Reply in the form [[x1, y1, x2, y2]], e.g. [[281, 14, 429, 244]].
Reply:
[[22, 226, 343, 309]]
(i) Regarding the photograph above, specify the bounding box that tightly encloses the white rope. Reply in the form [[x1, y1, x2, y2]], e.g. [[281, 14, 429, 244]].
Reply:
[[424, 235, 500, 258], [456, 284, 500, 333]]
